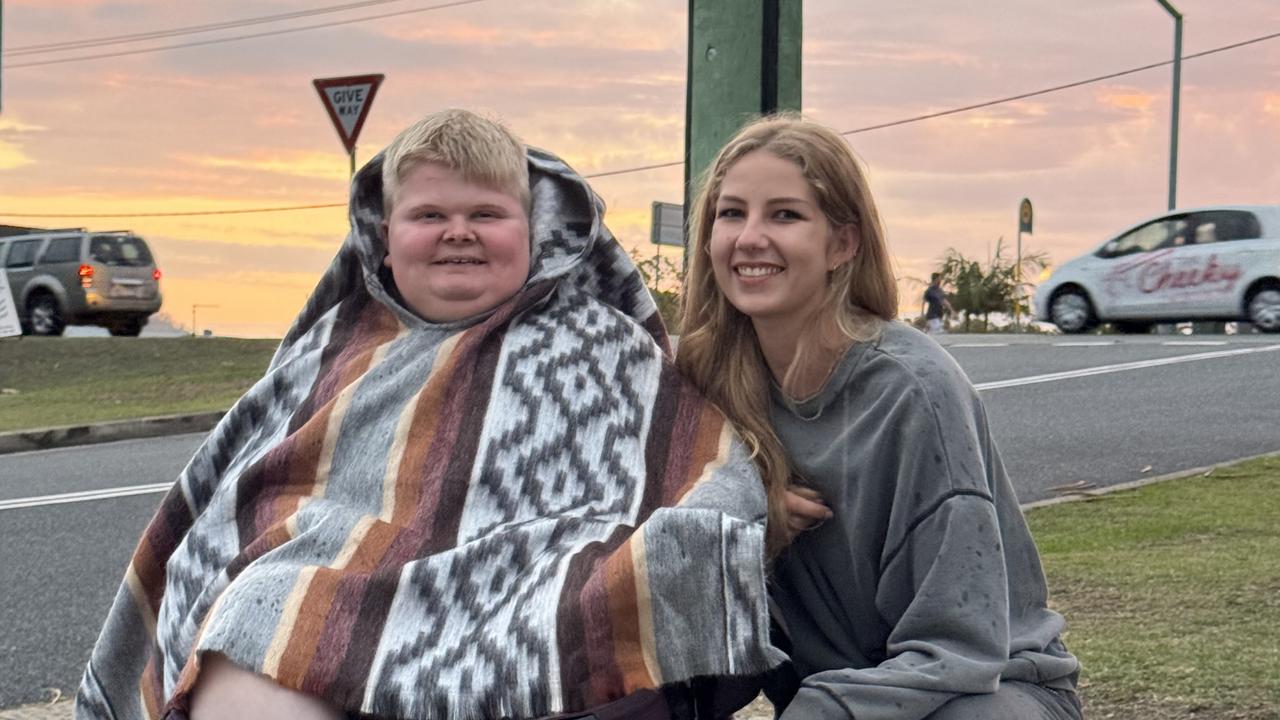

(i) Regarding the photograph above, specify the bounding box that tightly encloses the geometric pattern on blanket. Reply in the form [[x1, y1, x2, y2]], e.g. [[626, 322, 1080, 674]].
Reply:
[[75, 147, 782, 720]]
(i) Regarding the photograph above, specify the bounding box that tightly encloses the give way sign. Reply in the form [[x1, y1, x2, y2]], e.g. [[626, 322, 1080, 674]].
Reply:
[[313, 74, 385, 154]]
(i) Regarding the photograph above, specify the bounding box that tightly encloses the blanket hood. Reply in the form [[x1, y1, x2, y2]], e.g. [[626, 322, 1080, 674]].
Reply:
[[283, 146, 666, 349]]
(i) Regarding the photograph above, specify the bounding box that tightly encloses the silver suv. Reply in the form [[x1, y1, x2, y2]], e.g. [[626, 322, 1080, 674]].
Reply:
[[0, 229, 163, 336]]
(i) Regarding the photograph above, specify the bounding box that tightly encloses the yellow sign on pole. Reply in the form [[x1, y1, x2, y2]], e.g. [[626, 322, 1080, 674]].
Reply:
[[1019, 197, 1034, 234]]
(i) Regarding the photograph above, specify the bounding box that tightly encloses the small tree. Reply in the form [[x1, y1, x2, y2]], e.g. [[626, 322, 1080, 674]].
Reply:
[[629, 247, 685, 333], [936, 239, 1048, 332]]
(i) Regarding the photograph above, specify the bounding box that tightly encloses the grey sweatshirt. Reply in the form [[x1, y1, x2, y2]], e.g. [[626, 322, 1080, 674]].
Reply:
[[767, 321, 1079, 720]]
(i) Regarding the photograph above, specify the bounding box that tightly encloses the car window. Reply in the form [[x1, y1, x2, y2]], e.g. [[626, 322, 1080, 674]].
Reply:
[[4, 239, 40, 268], [1186, 210, 1262, 243], [90, 235, 154, 267], [1098, 219, 1184, 258], [41, 237, 81, 264]]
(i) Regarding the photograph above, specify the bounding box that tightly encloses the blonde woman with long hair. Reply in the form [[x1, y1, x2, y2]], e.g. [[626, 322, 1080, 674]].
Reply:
[[677, 114, 1083, 720]]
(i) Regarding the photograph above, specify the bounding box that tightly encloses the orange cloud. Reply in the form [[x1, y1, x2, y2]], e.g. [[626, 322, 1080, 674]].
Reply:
[[176, 152, 352, 182], [963, 114, 1019, 129], [807, 40, 979, 69], [374, 13, 679, 52], [0, 141, 35, 170], [1097, 90, 1155, 113], [0, 117, 46, 133]]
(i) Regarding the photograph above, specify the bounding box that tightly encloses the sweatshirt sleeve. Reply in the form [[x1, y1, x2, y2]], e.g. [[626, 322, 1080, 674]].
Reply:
[[781, 359, 1013, 720]]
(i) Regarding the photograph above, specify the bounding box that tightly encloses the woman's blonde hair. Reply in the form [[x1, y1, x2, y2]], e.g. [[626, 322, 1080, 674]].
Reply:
[[381, 108, 530, 215], [677, 113, 898, 556]]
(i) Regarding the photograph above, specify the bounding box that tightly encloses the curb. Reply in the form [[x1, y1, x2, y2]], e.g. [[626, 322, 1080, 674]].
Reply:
[[1020, 448, 1280, 511], [0, 411, 224, 455]]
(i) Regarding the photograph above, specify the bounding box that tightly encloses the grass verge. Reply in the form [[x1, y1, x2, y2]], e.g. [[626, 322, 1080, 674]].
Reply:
[[1031, 455, 1280, 719], [0, 337, 277, 431]]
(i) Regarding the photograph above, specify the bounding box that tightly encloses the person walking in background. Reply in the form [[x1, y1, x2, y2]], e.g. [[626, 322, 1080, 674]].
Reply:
[[921, 272, 954, 334], [677, 113, 1083, 720]]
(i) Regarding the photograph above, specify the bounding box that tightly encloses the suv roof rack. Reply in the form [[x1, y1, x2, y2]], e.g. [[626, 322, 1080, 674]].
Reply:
[[95, 230, 135, 235]]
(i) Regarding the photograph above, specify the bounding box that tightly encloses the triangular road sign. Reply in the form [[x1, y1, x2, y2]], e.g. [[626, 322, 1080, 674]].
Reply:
[[313, 74, 385, 154]]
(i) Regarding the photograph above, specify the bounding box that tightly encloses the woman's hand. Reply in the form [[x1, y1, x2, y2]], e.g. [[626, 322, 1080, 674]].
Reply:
[[785, 485, 832, 538]]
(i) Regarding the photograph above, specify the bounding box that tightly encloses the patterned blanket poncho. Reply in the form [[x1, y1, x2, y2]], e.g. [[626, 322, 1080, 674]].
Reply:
[[76, 147, 782, 720]]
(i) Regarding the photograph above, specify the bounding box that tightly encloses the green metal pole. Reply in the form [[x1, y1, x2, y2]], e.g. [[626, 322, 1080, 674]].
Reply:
[[1156, 0, 1182, 211], [684, 0, 802, 226]]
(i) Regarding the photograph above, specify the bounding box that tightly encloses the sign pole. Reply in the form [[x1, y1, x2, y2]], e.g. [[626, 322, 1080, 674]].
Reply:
[[1016, 198, 1034, 331], [191, 304, 219, 337], [685, 0, 801, 264], [1, 0, 6, 114], [1155, 0, 1182, 211]]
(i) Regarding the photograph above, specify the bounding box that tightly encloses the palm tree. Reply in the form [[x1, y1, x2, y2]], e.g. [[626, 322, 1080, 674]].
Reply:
[[936, 239, 1048, 332]]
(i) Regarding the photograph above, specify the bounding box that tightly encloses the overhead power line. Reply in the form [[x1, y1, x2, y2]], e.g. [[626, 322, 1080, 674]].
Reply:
[[839, 29, 1280, 136], [6, 0, 488, 69], [3, 29, 1276, 220], [5, 0, 425, 56]]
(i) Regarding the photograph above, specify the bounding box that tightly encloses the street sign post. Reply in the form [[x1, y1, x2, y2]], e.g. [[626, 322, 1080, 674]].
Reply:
[[648, 201, 685, 296], [313, 74, 385, 177], [1015, 197, 1034, 329], [685, 0, 801, 232], [2, 0, 6, 114], [0, 271, 22, 337], [650, 201, 684, 248]]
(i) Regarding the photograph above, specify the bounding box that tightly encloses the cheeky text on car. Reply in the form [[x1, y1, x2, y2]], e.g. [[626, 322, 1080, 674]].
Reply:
[[1033, 205, 1280, 333]]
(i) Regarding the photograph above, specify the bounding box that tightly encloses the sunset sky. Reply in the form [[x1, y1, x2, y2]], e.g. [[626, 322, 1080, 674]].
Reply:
[[3, 0, 1278, 337]]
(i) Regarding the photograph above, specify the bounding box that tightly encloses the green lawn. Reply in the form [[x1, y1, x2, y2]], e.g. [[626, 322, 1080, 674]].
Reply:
[[1032, 456, 1280, 719], [0, 337, 277, 431]]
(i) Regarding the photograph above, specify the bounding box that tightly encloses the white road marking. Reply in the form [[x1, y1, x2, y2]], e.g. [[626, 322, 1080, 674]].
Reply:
[[0, 482, 171, 512], [975, 344, 1280, 391], [949, 343, 1009, 348], [8, 344, 1278, 509], [1163, 341, 1228, 346], [1052, 341, 1116, 347]]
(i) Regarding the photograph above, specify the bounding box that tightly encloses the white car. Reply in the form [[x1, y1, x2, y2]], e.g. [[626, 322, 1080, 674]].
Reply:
[[1033, 205, 1280, 334]]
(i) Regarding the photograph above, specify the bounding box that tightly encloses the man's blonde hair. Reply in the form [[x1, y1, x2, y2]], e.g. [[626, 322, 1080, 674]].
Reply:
[[381, 108, 530, 214]]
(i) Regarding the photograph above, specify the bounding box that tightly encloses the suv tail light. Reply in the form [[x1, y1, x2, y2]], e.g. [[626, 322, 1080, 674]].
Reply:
[[78, 264, 94, 288], [153, 268, 162, 281]]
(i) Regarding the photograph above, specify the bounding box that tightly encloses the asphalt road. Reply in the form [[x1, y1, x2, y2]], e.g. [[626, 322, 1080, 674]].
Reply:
[[2, 334, 1279, 708], [0, 434, 203, 709], [942, 335, 1280, 500]]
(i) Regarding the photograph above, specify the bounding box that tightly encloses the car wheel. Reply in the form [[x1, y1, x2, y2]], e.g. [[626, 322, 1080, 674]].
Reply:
[[27, 294, 66, 336], [1113, 321, 1153, 334], [108, 317, 146, 337], [1050, 289, 1096, 334], [1247, 285, 1280, 333]]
